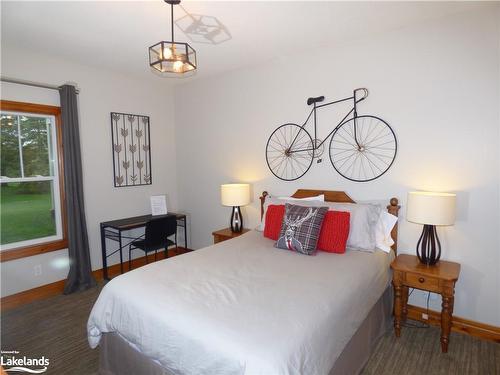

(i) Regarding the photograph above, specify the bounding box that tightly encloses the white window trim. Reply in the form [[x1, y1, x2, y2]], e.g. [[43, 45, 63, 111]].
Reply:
[[0, 111, 63, 251]]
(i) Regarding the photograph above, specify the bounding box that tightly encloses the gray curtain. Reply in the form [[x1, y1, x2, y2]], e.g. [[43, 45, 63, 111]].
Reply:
[[60, 85, 96, 294]]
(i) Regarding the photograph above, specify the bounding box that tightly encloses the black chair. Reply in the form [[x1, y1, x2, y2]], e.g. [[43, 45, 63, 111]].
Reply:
[[129, 215, 177, 270]]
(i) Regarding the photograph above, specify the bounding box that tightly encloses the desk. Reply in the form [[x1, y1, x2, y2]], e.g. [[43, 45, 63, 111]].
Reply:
[[100, 213, 187, 280]]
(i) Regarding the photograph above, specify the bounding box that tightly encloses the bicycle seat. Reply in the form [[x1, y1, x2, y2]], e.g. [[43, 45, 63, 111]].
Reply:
[[307, 96, 325, 105]]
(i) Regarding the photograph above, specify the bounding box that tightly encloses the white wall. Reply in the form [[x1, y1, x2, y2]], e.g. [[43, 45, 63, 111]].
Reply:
[[174, 8, 500, 326], [1, 46, 178, 296]]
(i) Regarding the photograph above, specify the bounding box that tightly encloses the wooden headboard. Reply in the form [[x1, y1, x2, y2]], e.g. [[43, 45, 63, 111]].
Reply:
[[259, 189, 401, 253]]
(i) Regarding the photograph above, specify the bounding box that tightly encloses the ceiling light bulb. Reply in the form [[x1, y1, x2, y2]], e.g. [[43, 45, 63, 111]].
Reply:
[[173, 60, 184, 72], [162, 45, 174, 60]]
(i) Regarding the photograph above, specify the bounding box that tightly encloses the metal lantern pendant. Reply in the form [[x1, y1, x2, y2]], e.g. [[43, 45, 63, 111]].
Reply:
[[149, 0, 197, 75]]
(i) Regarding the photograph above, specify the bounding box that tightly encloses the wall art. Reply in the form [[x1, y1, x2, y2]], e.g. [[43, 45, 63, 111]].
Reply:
[[111, 112, 152, 187], [265, 88, 397, 182]]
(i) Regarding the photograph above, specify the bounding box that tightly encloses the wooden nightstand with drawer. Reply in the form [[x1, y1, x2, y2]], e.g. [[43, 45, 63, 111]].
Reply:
[[212, 228, 250, 244], [391, 254, 461, 353]]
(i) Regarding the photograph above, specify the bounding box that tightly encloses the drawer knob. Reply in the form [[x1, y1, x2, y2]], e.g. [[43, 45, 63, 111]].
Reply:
[[418, 277, 425, 283]]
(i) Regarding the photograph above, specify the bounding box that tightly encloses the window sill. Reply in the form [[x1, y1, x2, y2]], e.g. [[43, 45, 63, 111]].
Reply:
[[0, 239, 68, 262]]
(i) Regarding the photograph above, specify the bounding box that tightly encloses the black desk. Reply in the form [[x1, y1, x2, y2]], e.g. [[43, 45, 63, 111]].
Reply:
[[100, 213, 187, 280]]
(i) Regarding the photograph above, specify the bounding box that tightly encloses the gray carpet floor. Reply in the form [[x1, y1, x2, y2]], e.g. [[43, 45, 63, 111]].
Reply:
[[1, 283, 499, 375]]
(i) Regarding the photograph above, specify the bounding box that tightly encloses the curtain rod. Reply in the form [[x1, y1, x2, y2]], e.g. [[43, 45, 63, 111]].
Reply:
[[0, 76, 80, 94]]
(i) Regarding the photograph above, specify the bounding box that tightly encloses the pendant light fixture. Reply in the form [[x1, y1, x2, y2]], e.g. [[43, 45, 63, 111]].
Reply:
[[149, 0, 197, 75]]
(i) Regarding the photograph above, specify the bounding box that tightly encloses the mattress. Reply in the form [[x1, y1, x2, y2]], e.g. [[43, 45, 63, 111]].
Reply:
[[88, 230, 393, 375]]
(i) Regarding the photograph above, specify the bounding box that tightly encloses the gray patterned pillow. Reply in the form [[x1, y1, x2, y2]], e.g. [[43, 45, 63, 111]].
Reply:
[[275, 203, 328, 255]]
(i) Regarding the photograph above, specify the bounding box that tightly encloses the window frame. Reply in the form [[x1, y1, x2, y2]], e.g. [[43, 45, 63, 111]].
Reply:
[[0, 100, 67, 262]]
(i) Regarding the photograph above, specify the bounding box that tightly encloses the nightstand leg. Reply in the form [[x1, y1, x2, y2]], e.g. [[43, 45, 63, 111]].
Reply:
[[393, 283, 403, 337], [402, 286, 409, 323], [440, 295, 454, 353]]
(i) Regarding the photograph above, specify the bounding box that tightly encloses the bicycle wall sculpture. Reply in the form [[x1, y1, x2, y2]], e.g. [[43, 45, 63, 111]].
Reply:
[[265, 88, 397, 182]]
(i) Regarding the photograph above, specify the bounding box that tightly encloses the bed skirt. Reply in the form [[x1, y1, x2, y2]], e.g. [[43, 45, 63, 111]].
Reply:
[[98, 286, 393, 375]]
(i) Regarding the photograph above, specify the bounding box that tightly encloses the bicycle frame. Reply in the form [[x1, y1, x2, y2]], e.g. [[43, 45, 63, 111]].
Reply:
[[289, 88, 368, 154]]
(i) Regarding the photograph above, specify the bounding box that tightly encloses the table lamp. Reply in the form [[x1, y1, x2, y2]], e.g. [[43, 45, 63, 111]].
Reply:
[[221, 183, 251, 232], [407, 191, 456, 265]]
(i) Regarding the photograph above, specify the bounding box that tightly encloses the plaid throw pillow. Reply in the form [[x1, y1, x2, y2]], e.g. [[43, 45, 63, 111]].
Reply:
[[275, 203, 328, 255]]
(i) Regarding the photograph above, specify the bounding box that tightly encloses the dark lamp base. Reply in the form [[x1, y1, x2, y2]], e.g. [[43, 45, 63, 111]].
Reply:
[[416, 224, 441, 266], [230, 206, 243, 233]]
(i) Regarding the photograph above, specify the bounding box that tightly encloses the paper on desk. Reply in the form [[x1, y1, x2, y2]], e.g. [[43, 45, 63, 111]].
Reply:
[[151, 195, 168, 216]]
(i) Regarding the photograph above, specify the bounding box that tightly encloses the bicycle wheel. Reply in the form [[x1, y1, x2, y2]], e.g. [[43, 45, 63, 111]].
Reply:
[[266, 123, 314, 181], [329, 115, 397, 182]]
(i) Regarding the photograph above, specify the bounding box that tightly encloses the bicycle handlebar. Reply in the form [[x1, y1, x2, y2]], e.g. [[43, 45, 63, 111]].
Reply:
[[354, 88, 369, 102]]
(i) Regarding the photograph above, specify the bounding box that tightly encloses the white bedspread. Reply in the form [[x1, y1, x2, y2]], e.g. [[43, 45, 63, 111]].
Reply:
[[88, 230, 392, 375]]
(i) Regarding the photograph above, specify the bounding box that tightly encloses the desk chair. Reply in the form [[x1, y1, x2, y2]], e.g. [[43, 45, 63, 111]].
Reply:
[[129, 216, 177, 270]]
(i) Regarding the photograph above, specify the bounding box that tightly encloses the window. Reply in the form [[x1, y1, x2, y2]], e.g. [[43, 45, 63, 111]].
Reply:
[[0, 101, 67, 261]]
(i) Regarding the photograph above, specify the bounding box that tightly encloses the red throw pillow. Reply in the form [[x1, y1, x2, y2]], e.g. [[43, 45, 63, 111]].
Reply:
[[264, 205, 285, 240], [317, 211, 350, 253]]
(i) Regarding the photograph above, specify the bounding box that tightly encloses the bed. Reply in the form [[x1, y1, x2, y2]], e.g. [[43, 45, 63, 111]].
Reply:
[[88, 189, 400, 375]]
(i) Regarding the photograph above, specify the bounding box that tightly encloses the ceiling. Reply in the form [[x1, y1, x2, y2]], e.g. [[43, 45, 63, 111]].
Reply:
[[1, 1, 491, 84]]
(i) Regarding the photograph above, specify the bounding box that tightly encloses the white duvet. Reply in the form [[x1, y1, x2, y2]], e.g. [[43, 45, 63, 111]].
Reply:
[[88, 230, 392, 375]]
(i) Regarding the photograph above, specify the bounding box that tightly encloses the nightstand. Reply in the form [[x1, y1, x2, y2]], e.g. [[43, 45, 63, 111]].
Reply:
[[212, 228, 250, 244], [391, 254, 460, 353]]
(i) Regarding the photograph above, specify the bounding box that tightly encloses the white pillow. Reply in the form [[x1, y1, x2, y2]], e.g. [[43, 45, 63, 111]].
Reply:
[[375, 211, 398, 253], [326, 202, 380, 251], [257, 194, 325, 231]]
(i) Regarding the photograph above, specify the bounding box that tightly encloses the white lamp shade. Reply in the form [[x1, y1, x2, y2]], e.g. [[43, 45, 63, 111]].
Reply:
[[407, 191, 456, 226], [221, 184, 251, 207]]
